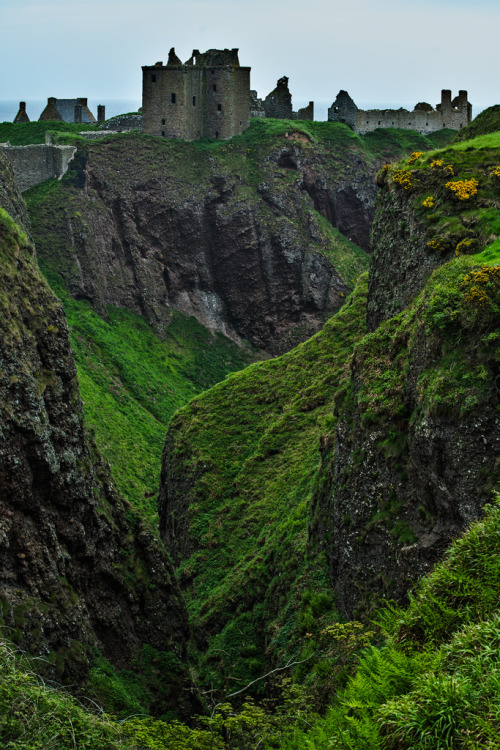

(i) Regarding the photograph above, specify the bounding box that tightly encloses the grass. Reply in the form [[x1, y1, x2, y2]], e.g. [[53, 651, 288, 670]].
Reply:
[[38, 267, 257, 519], [377, 131, 500, 268], [274, 496, 500, 750], [0, 121, 99, 145], [453, 104, 500, 142], [0, 640, 131, 750], [161, 276, 369, 692]]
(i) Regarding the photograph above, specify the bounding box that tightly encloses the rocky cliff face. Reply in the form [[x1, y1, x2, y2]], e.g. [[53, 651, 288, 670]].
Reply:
[[28, 125, 377, 354], [312, 145, 500, 617], [311, 286, 499, 617], [0, 152, 30, 231], [0, 155, 194, 716], [157, 136, 499, 681]]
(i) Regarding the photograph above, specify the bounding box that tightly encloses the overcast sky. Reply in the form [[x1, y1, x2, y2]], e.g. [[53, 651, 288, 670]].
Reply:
[[1, 0, 498, 115]]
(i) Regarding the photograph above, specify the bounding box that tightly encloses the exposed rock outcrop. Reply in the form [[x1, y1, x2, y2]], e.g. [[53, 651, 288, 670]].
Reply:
[[0, 156, 194, 717], [311, 308, 499, 617], [0, 152, 30, 231], [29, 129, 375, 354]]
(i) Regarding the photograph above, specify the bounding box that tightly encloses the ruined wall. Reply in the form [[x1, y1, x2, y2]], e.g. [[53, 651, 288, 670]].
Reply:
[[0, 144, 76, 192], [296, 101, 314, 121], [263, 77, 293, 119], [329, 89, 471, 134]]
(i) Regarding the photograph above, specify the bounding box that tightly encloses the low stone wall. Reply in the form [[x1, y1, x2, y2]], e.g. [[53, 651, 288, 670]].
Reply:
[[0, 144, 76, 192], [99, 114, 143, 131], [354, 107, 468, 134]]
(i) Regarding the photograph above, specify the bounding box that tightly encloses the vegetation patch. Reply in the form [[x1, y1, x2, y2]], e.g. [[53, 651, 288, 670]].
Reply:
[[35, 267, 257, 518]]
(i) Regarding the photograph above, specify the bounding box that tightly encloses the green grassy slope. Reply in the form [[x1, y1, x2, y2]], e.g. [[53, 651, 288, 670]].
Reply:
[[452, 104, 500, 142], [161, 277, 368, 690], [0, 121, 99, 144], [276, 495, 500, 750], [39, 270, 257, 519]]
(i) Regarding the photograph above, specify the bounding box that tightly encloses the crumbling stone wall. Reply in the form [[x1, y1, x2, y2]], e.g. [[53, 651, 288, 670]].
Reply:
[[250, 90, 265, 118], [263, 77, 293, 119], [329, 89, 471, 134], [296, 101, 314, 120], [142, 48, 250, 140], [0, 144, 76, 192]]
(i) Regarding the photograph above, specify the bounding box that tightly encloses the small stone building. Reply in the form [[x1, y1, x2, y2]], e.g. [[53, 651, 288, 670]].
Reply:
[[142, 48, 250, 140], [38, 97, 103, 124], [328, 89, 471, 134]]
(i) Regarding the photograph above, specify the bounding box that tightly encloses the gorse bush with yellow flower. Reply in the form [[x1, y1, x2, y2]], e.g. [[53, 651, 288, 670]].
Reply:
[[445, 178, 479, 200], [408, 151, 423, 165], [392, 169, 413, 191], [461, 265, 500, 307]]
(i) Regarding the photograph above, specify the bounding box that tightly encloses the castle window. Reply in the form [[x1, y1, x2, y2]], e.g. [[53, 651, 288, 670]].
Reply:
[[171, 93, 176, 104], [218, 104, 222, 111], [193, 96, 196, 106], [151, 74, 156, 83], [162, 118, 165, 125], [162, 131, 165, 136], [378, 121, 381, 125], [215, 130, 219, 138], [213, 84, 217, 92]]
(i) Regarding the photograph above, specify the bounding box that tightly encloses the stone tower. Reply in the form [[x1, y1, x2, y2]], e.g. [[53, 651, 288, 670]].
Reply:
[[142, 47, 250, 140]]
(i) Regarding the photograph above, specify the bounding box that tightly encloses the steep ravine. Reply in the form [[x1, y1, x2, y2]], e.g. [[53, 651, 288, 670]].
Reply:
[[158, 134, 499, 691], [0, 153, 195, 717], [26, 121, 447, 355]]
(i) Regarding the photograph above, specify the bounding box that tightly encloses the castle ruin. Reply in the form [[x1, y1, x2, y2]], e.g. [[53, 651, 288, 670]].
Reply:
[[142, 48, 250, 140], [328, 89, 471, 134], [260, 77, 314, 121]]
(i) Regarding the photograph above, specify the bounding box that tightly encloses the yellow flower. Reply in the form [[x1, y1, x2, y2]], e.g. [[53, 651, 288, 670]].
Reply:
[[408, 151, 423, 165], [445, 178, 479, 200], [392, 169, 413, 190]]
